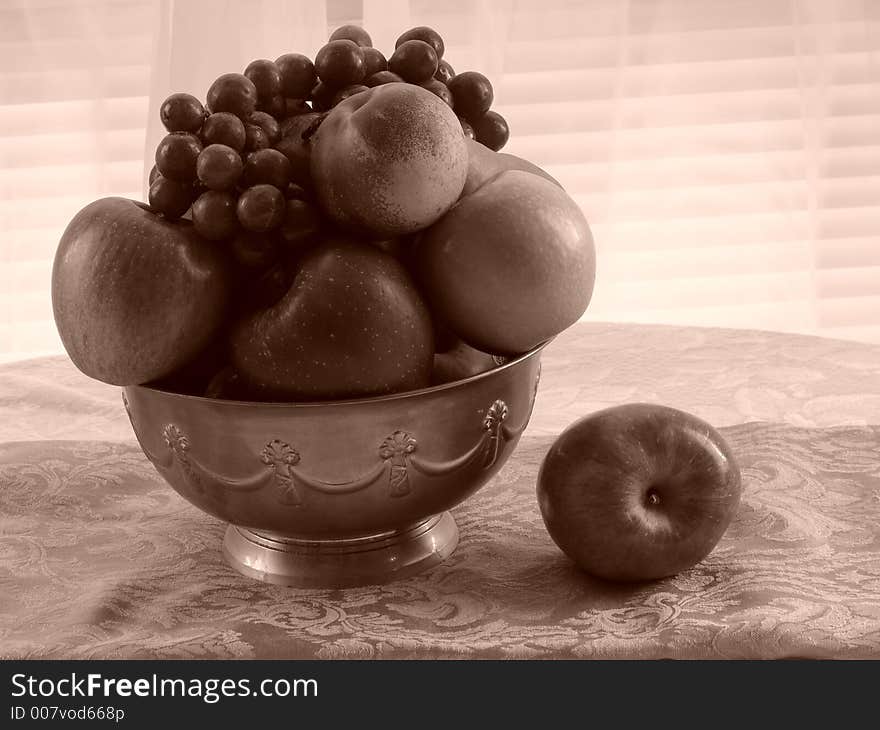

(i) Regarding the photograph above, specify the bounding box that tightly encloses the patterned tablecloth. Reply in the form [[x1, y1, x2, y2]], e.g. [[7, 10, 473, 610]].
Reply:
[[1, 322, 879, 659]]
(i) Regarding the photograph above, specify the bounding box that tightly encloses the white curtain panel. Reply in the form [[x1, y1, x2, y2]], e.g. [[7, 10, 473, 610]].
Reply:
[[143, 0, 329, 194], [1, 0, 157, 361], [1, 0, 878, 363]]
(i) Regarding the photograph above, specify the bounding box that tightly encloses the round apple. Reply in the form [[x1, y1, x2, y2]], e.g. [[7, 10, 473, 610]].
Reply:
[[52, 197, 230, 386], [536, 403, 742, 582], [414, 170, 595, 355]]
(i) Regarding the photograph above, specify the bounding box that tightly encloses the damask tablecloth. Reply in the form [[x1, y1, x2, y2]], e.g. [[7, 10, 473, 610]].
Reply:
[[1, 322, 879, 659]]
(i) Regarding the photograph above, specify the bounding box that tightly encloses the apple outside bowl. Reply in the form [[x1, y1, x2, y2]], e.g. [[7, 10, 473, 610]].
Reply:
[[122, 341, 546, 588]]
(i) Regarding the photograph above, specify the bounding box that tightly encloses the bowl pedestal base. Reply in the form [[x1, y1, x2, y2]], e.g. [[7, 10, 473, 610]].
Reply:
[[222, 512, 459, 588]]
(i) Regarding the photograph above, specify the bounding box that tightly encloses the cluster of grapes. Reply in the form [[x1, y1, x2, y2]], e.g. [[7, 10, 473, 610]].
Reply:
[[309, 24, 508, 149], [147, 23, 508, 308]]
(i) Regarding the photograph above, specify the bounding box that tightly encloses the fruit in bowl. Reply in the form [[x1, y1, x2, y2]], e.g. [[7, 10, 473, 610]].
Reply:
[[431, 338, 507, 385], [50, 23, 596, 586], [52, 197, 230, 386], [414, 169, 595, 354], [309, 83, 468, 237], [230, 237, 434, 400]]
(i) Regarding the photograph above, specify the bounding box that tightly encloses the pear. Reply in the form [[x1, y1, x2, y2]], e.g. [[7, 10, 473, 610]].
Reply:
[[230, 237, 433, 401]]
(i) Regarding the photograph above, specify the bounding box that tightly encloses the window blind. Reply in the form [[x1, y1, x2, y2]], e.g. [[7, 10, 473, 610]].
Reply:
[[0, 0, 157, 361], [367, 0, 880, 342], [2, 0, 878, 364]]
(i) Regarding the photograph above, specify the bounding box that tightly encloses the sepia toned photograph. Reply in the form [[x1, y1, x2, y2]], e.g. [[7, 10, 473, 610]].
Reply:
[[1, 0, 879, 676]]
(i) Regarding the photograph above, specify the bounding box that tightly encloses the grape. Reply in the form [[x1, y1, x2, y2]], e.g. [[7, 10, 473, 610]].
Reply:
[[148, 175, 195, 219], [332, 84, 369, 107], [389, 40, 438, 83], [279, 109, 317, 138], [364, 70, 403, 88], [149, 164, 160, 185], [473, 110, 510, 151], [315, 40, 366, 87], [329, 24, 372, 47], [419, 78, 454, 108], [275, 112, 322, 187], [206, 73, 258, 120], [244, 124, 270, 152], [459, 117, 476, 139], [244, 59, 282, 101], [284, 182, 312, 201], [275, 53, 317, 99], [243, 148, 291, 189], [309, 80, 335, 111], [396, 26, 444, 59], [201, 112, 246, 151], [284, 98, 311, 117], [237, 184, 285, 232], [155, 132, 202, 182], [160, 93, 205, 133], [362, 47, 387, 77], [248, 110, 280, 145], [229, 230, 280, 270], [196, 144, 243, 190], [279, 198, 321, 249], [448, 72, 493, 120], [435, 59, 455, 85], [258, 94, 286, 118], [192, 190, 239, 240]]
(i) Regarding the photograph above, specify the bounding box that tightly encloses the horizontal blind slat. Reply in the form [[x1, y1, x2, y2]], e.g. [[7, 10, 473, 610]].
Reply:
[[0, 192, 142, 230], [497, 55, 880, 104], [0, 97, 150, 137], [0, 35, 153, 72], [602, 241, 814, 281], [499, 91, 880, 136], [815, 238, 880, 269], [0, 161, 145, 201], [0, 129, 147, 170], [594, 270, 817, 308], [0, 1, 155, 42], [504, 117, 880, 165], [816, 296, 880, 328], [589, 214, 810, 251], [816, 267, 880, 298], [0, 66, 151, 105]]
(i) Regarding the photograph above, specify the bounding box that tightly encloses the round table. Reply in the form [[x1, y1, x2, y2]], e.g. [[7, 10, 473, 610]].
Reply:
[[1, 322, 878, 658]]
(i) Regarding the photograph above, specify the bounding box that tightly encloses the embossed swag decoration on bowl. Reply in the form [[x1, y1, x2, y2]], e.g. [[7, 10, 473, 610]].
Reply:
[[122, 342, 546, 587]]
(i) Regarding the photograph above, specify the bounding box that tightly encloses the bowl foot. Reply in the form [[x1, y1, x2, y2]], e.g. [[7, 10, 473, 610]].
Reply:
[[221, 512, 459, 588]]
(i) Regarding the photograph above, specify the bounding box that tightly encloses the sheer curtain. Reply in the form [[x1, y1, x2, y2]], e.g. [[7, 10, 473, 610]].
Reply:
[[1, 0, 158, 362], [143, 0, 328, 193], [2, 0, 878, 363]]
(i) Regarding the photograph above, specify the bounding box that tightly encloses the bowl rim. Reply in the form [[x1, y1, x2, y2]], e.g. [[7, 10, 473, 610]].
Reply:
[[128, 338, 552, 409]]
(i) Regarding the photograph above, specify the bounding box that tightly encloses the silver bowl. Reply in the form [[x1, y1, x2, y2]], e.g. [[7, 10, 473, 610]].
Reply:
[[123, 342, 546, 587]]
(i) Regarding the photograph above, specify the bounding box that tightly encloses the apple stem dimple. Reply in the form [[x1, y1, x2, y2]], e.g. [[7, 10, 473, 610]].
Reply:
[[646, 488, 661, 507]]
